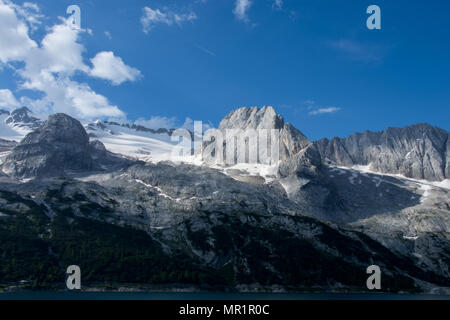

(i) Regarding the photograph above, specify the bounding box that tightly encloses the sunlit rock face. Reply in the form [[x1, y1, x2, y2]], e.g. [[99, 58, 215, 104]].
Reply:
[[218, 106, 311, 162], [0, 107, 449, 292], [315, 123, 449, 181], [1, 113, 92, 178]]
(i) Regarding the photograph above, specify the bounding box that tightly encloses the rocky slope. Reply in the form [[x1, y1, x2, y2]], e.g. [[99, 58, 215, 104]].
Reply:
[[0, 138, 17, 153], [315, 123, 449, 181], [0, 107, 43, 141], [4, 107, 41, 130], [1, 113, 93, 178], [0, 107, 449, 292], [1, 159, 448, 291]]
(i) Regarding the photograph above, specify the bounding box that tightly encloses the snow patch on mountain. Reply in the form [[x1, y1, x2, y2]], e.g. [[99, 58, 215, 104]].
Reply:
[[214, 162, 279, 184], [348, 163, 450, 191], [85, 121, 176, 162], [418, 183, 433, 203], [0, 151, 10, 165], [0, 107, 42, 141], [0, 112, 24, 141]]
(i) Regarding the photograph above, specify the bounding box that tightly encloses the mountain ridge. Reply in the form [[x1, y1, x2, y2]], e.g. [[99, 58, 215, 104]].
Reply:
[[315, 122, 449, 181], [0, 106, 449, 292], [1, 106, 449, 182]]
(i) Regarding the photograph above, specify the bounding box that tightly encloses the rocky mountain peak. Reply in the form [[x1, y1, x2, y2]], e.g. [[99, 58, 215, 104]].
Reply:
[[4, 106, 41, 130], [1, 113, 92, 178], [218, 106, 311, 161], [382, 123, 447, 141], [30, 113, 89, 145], [315, 122, 449, 181], [0, 113, 134, 178], [219, 106, 284, 131]]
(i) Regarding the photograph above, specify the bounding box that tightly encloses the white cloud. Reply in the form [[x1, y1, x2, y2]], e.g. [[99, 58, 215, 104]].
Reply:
[[233, 0, 252, 22], [20, 77, 124, 119], [20, 21, 89, 82], [273, 0, 283, 10], [104, 31, 112, 39], [195, 44, 216, 57], [0, 0, 37, 63], [0, 89, 19, 109], [180, 117, 212, 132], [90, 51, 142, 85], [0, 0, 143, 120], [15, 19, 125, 118], [135, 116, 177, 129], [64, 81, 124, 118], [22, 2, 38, 10], [135, 116, 212, 131], [328, 39, 386, 62], [303, 99, 316, 106], [309, 107, 341, 115], [141, 7, 197, 33], [12, 1, 43, 31]]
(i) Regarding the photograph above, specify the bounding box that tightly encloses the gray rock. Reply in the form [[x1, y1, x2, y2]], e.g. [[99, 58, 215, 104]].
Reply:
[[0, 138, 17, 153], [89, 139, 134, 170], [5, 107, 41, 130], [218, 106, 310, 161], [446, 133, 450, 178], [0, 108, 449, 290], [1, 113, 92, 177], [278, 144, 322, 178], [316, 123, 449, 181], [280, 122, 311, 159]]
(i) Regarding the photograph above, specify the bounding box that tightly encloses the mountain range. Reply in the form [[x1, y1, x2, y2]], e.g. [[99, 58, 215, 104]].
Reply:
[[0, 106, 448, 293]]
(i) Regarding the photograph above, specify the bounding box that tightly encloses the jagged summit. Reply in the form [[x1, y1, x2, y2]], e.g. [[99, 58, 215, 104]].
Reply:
[[2, 106, 448, 182], [219, 106, 284, 130], [85, 120, 175, 135], [315, 122, 449, 181], [0, 109, 449, 292], [1, 113, 92, 178], [5, 106, 41, 129], [219, 106, 311, 161], [1, 113, 131, 178]]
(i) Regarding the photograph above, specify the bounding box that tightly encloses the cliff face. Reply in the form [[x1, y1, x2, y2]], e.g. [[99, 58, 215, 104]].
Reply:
[[1, 113, 92, 178], [0, 138, 17, 153], [218, 106, 311, 161], [315, 123, 449, 181]]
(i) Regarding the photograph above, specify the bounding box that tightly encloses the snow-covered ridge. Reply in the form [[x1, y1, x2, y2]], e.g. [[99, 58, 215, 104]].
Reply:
[[1, 107, 449, 191], [348, 163, 450, 190], [0, 110, 30, 142], [0, 107, 42, 140], [316, 123, 450, 181], [86, 121, 176, 162]]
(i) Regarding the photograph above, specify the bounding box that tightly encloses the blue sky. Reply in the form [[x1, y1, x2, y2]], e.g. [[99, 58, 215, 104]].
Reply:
[[0, 0, 449, 140]]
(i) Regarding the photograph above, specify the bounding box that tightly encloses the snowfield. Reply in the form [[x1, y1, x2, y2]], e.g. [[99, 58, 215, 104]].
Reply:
[[347, 163, 450, 191], [0, 114, 28, 141], [2, 113, 449, 194]]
